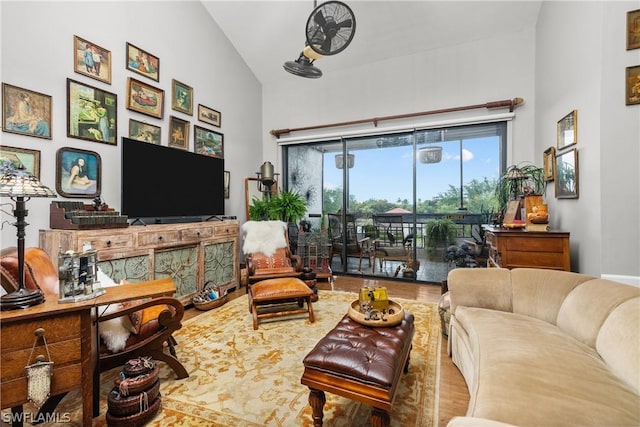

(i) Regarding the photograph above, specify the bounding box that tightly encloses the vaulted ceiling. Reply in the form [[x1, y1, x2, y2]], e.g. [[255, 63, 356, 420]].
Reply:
[[202, 1, 542, 85]]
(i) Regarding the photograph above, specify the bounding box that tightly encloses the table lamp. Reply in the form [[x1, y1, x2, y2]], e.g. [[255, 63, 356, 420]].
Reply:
[[0, 164, 56, 310]]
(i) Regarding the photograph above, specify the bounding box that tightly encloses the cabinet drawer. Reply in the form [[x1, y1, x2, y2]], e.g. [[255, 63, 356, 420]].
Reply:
[[0, 314, 81, 351], [138, 230, 179, 247], [82, 234, 134, 251], [505, 251, 566, 269], [214, 224, 238, 237], [1, 338, 81, 381], [180, 226, 214, 241], [504, 236, 566, 253], [1, 363, 81, 409]]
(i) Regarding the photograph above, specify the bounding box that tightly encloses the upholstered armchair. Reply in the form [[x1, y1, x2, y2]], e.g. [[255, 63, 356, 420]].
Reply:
[[242, 220, 303, 284]]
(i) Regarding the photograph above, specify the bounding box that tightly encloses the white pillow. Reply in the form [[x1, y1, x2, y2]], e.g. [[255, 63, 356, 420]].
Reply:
[[97, 269, 134, 353]]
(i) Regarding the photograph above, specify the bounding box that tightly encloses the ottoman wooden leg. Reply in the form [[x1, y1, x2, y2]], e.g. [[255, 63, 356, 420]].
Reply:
[[371, 408, 391, 427], [308, 388, 326, 426]]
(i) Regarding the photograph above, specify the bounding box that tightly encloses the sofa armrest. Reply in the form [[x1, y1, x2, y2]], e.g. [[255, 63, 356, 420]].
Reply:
[[447, 268, 513, 314]]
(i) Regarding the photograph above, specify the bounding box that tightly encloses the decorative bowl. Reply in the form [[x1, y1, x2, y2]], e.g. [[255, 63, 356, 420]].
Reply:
[[347, 300, 405, 327]]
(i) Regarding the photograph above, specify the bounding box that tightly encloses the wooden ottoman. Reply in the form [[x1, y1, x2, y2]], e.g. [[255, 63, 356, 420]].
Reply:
[[249, 277, 315, 330], [301, 311, 415, 427]]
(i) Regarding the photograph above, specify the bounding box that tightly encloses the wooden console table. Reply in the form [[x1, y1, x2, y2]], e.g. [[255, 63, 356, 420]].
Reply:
[[39, 220, 239, 305], [484, 226, 571, 271]]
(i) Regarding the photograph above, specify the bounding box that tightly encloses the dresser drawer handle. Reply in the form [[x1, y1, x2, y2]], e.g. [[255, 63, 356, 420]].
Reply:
[[158, 236, 163, 240], [35, 327, 45, 337], [106, 240, 112, 246]]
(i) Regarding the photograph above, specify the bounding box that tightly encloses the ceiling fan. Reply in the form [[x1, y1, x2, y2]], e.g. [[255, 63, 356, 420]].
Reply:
[[283, 1, 356, 79]]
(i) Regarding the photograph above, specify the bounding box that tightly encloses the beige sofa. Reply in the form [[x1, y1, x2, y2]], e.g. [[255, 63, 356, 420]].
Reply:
[[446, 267, 640, 426]]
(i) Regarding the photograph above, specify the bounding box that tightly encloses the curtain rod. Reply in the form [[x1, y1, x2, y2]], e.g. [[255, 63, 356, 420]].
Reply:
[[270, 97, 524, 139]]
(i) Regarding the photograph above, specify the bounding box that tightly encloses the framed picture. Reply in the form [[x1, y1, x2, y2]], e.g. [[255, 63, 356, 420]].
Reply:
[[198, 104, 221, 127], [169, 115, 189, 149], [555, 148, 578, 199], [73, 35, 112, 84], [556, 110, 577, 150], [0, 146, 41, 178], [627, 9, 640, 50], [129, 119, 161, 144], [2, 83, 52, 139], [125, 42, 159, 81], [625, 65, 640, 106], [172, 79, 193, 115], [67, 78, 117, 145], [224, 171, 230, 199], [126, 78, 164, 119], [194, 125, 224, 158], [56, 147, 101, 198], [543, 146, 555, 182]]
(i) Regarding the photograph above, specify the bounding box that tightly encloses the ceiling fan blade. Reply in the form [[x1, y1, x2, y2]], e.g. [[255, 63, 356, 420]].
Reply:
[[337, 18, 352, 29], [314, 10, 327, 27]]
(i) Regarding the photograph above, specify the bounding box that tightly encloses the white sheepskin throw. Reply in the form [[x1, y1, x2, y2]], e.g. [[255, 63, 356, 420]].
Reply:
[[241, 220, 288, 257], [97, 269, 134, 353]]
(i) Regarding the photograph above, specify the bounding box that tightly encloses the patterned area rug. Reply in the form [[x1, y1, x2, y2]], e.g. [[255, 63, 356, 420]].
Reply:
[[27, 290, 441, 426]]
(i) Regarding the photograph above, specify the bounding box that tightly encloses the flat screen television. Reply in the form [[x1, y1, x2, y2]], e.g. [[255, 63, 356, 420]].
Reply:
[[121, 137, 225, 221]]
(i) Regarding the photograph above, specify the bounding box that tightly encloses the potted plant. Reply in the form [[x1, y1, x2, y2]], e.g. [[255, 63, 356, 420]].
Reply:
[[248, 197, 270, 221], [495, 163, 546, 214], [268, 190, 307, 224], [425, 218, 457, 257]]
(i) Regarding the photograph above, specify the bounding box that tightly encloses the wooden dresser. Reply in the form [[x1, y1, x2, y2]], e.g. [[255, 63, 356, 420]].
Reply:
[[0, 298, 94, 426], [484, 226, 571, 271], [39, 220, 239, 305]]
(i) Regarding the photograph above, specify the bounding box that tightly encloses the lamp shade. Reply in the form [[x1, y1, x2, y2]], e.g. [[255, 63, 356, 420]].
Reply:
[[418, 147, 443, 164], [335, 154, 354, 169], [0, 166, 56, 198]]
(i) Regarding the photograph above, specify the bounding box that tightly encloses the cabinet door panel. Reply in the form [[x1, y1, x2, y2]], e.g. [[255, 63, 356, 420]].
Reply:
[[203, 242, 236, 291], [98, 255, 150, 283], [154, 246, 198, 299]]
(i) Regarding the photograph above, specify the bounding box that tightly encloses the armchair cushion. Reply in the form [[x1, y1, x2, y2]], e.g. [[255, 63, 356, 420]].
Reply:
[[251, 247, 293, 270]]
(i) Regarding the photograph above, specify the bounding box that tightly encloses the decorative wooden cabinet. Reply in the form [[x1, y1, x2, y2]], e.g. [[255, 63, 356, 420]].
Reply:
[[484, 226, 571, 271], [39, 221, 239, 304]]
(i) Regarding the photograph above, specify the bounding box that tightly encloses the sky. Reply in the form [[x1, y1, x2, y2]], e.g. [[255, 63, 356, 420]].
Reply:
[[323, 136, 500, 204]]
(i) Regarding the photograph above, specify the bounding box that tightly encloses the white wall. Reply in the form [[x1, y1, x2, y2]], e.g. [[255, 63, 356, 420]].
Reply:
[[1, 1, 262, 250], [263, 29, 537, 168], [535, 1, 640, 278]]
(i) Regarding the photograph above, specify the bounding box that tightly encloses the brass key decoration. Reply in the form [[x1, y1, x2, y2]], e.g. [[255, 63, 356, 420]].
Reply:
[[25, 327, 54, 408]]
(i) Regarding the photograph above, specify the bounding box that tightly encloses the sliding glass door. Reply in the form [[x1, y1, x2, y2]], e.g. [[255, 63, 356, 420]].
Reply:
[[284, 122, 506, 284]]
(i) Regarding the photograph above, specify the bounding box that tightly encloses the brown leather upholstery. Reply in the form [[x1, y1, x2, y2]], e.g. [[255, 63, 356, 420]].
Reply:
[[249, 277, 315, 330], [1, 246, 59, 295], [303, 312, 415, 388]]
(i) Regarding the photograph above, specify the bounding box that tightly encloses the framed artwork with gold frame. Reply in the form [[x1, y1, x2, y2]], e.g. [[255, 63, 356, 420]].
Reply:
[[627, 9, 640, 50], [543, 146, 555, 182], [557, 110, 577, 150]]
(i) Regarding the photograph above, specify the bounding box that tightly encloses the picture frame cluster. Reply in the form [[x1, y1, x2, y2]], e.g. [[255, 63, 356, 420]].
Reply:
[[1, 34, 226, 199]]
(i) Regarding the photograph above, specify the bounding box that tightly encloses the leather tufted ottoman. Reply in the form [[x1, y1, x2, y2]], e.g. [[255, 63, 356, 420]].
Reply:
[[301, 311, 415, 427], [249, 277, 315, 330]]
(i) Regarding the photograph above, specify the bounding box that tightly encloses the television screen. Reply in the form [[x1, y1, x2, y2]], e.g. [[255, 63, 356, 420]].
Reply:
[[121, 137, 225, 220]]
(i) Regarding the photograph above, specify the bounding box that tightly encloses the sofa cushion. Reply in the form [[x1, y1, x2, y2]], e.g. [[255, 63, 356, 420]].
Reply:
[[510, 268, 594, 324], [448, 268, 512, 314], [596, 297, 640, 394], [454, 306, 640, 426]]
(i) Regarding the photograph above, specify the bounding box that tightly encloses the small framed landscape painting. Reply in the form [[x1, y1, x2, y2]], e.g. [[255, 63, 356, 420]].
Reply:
[[126, 78, 164, 119], [2, 83, 52, 139], [0, 146, 41, 178], [126, 42, 159, 82], [627, 9, 640, 50], [74, 35, 112, 84], [172, 79, 193, 115], [169, 115, 189, 149], [198, 104, 221, 127], [67, 78, 117, 145], [129, 119, 161, 144], [56, 147, 101, 198], [556, 110, 577, 150], [194, 125, 223, 159], [555, 148, 578, 199]]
